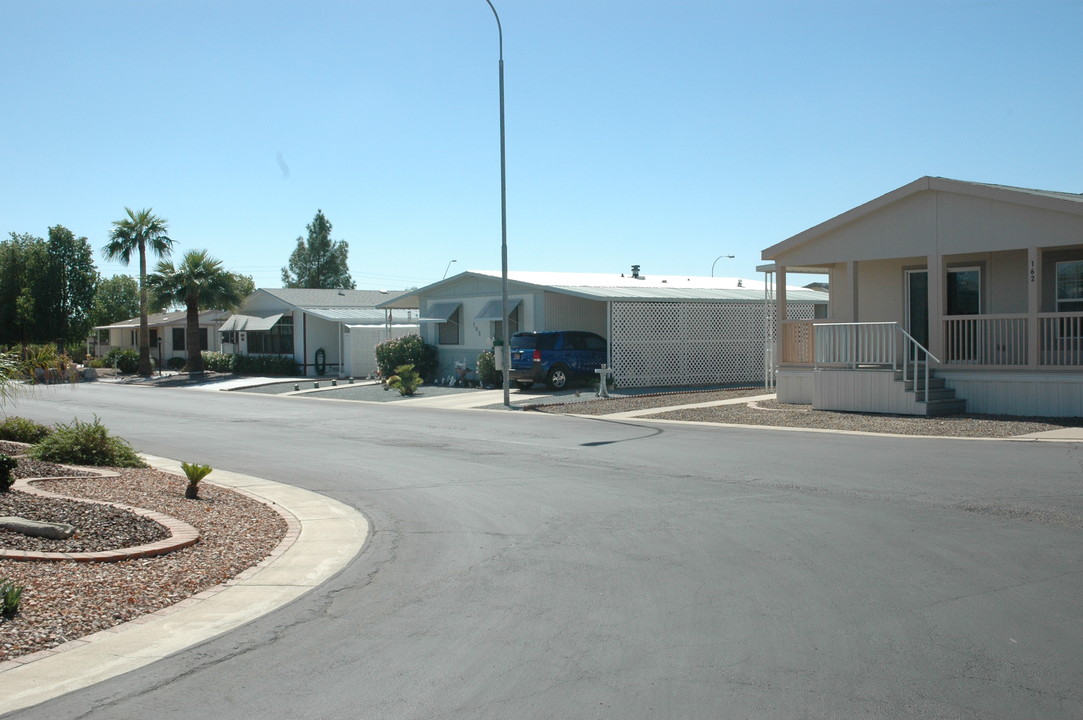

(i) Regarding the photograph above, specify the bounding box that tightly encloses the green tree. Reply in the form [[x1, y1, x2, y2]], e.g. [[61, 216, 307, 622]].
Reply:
[[91, 274, 140, 327], [40, 225, 98, 345], [0, 233, 46, 345], [230, 273, 256, 302], [281, 210, 355, 289], [147, 249, 244, 376], [102, 208, 174, 376], [0, 230, 96, 346]]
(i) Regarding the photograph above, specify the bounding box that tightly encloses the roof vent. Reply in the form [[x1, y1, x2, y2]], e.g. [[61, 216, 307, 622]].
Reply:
[[631, 264, 641, 279]]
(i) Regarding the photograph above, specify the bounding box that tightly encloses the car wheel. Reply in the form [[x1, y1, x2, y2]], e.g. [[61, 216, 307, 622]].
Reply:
[[515, 381, 533, 391], [545, 366, 569, 390]]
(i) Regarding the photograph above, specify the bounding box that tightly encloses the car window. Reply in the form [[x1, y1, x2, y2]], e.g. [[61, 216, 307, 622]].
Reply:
[[536, 334, 558, 351], [510, 334, 535, 350], [583, 335, 606, 351]]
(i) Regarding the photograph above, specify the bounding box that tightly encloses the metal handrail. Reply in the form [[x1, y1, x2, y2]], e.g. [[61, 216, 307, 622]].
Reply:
[[814, 322, 941, 404]]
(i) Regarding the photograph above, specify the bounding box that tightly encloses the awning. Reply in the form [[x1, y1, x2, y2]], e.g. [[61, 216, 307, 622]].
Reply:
[[474, 298, 521, 321], [219, 313, 284, 332], [418, 302, 461, 323]]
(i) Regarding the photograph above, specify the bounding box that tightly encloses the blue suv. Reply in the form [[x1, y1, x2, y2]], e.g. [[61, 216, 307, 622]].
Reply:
[[509, 331, 608, 390]]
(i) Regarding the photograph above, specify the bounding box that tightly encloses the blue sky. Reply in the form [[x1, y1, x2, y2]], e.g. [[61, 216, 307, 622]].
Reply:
[[4, 1, 1081, 289]]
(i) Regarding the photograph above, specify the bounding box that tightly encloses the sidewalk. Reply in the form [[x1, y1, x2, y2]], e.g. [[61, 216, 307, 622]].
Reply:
[[0, 457, 369, 716]]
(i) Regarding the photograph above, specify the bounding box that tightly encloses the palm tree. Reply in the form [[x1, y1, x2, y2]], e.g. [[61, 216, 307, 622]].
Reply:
[[103, 208, 174, 376], [147, 250, 244, 376]]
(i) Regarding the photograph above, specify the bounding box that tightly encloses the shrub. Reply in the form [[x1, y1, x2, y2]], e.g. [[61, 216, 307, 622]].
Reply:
[[105, 347, 139, 374], [375, 335, 437, 380], [477, 350, 499, 387], [88, 357, 108, 368], [166, 356, 186, 371], [386, 364, 423, 396], [29, 416, 147, 468], [0, 578, 22, 619], [180, 461, 213, 500], [0, 454, 17, 493], [0, 416, 52, 444], [200, 352, 297, 376]]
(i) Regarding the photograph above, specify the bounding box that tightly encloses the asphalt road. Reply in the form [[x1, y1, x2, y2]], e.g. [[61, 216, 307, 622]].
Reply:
[[5, 383, 1083, 719]]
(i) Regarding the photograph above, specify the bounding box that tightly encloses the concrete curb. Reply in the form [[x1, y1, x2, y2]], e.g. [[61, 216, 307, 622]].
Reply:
[[0, 456, 369, 716]]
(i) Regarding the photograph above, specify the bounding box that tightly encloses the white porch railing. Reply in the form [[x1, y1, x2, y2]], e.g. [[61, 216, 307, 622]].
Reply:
[[944, 314, 1028, 367], [812, 322, 940, 403], [782, 315, 1083, 372]]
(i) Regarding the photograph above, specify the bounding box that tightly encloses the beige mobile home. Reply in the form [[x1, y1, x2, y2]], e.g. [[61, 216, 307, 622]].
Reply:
[[762, 176, 1083, 417]]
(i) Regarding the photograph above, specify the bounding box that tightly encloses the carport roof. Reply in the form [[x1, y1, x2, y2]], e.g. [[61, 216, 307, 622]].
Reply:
[[379, 270, 828, 307]]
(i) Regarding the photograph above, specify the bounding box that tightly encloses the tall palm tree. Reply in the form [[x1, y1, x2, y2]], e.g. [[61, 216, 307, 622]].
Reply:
[[102, 208, 174, 376], [147, 250, 244, 376]]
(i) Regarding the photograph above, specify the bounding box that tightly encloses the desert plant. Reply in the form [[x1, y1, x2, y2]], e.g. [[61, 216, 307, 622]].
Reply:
[[28, 416, 147, 468], [375, 335, 437, 380], [386, 363, 423, 396], [476, 350, 499, 387], [180, 461, 213, 499], [0, 454, 17, 493], [0, 415, 52, 444], [105, 347, 139, 374], [0, 578, 23, 619]]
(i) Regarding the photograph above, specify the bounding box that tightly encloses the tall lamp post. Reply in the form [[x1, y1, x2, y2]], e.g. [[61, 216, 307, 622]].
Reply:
[[442, 259, 458, 279], [482, 0, 511, 407], [711, 254, 735, 277]]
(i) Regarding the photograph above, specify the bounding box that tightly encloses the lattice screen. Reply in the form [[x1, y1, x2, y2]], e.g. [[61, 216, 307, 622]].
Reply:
[[611, 302, 815, 388]]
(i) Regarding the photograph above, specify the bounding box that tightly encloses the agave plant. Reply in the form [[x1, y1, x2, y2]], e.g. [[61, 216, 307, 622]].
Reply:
[[180, 461, 213, 499]]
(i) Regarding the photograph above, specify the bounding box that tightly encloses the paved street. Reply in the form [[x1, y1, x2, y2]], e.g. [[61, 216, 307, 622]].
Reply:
[[3, 382, 1083, 719]]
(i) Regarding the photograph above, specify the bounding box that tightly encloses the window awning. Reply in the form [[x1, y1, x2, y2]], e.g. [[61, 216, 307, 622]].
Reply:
[[220, 313, 284, 332], [474, 298, 521, 321], [418, 302, 461, 323]]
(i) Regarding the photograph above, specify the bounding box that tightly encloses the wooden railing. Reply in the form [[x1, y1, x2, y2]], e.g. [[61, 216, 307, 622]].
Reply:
[[780, 320, 815, 365]]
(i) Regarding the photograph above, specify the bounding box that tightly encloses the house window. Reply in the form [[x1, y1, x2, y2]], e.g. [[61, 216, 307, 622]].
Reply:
[[97, 330, 110, 345], [1056, 261, 1083, 312], [438, 306, 461, 345], [130, 329, 159, 346], [946, 267, 981, 316], [247, 316, 294, 354], [173, 327, 186, 350], [221, 330, 238, 345]]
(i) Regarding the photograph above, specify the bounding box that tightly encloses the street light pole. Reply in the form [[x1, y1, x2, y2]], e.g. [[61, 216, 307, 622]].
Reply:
[[482, 0, 511, 407], [711, 254, 735, 277], [442, 259, 458, 279]]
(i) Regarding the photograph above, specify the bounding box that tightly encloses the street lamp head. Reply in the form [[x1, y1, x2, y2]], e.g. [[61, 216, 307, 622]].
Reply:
[[711, 254, 735, 277]]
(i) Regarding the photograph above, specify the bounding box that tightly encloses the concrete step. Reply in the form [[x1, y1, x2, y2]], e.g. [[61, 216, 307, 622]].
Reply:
[[919, 398, 967, 416]]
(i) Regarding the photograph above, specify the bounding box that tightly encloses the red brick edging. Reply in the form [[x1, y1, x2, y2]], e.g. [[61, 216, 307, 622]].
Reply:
[[0, 471, 200, 563]]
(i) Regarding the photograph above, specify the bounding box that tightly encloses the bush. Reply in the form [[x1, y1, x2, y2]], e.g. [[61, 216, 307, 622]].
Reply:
[[88, 357, 108, 368], [0, 454, 17, 493], [375, 335, 437, 380], [386, 364, 423, 396], [0, 416, 52, 444], [200, 352, 297, 376], [105, 347, 139, 374], [166, 356, 186, 371], [29, 416, 147, 468], [477, 350, 499, 387]]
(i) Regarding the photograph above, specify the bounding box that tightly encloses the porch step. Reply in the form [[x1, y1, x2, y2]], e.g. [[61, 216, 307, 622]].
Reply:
[[920, 398, 968, 417], [897, 369, 967, 416]]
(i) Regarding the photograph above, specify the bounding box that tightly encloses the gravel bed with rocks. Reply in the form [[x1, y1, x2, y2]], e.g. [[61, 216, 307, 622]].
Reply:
[[531, 388, 771, 415], [532, 390, 1083, 438], [0, 467, 288, 662]]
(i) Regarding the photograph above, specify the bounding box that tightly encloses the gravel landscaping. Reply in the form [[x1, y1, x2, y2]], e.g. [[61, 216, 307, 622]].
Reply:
[[532, 389, 1083, 438], [0, 462, 287, 662]]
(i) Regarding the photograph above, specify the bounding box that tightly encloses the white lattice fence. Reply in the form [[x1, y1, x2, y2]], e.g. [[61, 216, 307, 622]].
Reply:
[[611, 302, 814, 388]]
